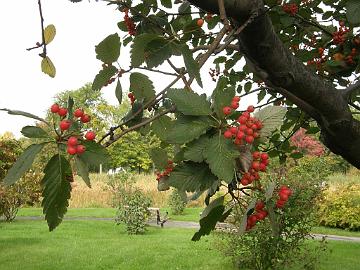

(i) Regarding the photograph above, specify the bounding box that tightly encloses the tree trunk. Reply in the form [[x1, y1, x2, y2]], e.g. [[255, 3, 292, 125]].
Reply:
[[189, 0, 360, 169]]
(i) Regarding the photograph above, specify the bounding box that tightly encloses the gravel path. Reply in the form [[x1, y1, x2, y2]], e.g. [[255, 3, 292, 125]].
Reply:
[[9, 216, 360, 242]]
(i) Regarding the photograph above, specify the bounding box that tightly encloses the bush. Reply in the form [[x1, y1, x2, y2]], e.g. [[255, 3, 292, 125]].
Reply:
[[0, 136, 42, 221], [109, 172, 152, 234], [168, 188, 186, 215], [317, 182, 360, 231], [219, 156, 328, 270]]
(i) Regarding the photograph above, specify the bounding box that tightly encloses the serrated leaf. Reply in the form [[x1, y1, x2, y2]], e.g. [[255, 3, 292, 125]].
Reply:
[[0, 108, 49, 125], [151, 115, 174, 141], [41, 56, 56, 78], [131, 34, 159, 67], [346, 0, 360, 26], [129, 72, 156, 102], [21, 126, 48, 139], [80, 141, 110, 166], [75, 156, 91, 188], [235, 145, 252, 173], [92, 65, 117, 91], [167, 89, 211, 116], [165, 116, 213, 144], [180, 45, 202, 87], [168, 162, 217, 193], [145, 38, 173, 68], [183, 135, 210, 162], [95, 33, 121, 63], [122, 100, 144, 126], [254, 106, 287, 138], [41, 154, 72, 231], [3, 143, 46, 186], [211, 77, 234, 118], [115, 79, 122, 105], [204, 135, 239, 183], [160, 0, 172, 8], [44, 24, 56, 45], [150, 148, 168, 170], [192, 196, 225, 241]]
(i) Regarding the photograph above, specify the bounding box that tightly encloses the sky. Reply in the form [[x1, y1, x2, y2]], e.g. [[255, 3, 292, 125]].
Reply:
[[0, 1, 251, 138]]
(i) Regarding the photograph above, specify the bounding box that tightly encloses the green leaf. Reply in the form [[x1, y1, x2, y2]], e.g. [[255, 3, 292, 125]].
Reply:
[[41, 56, 56, 78], [115, 79, 122, 105], [129, 72, 156, 103], [21, 126, 49, 139], [41, 154, 72, 231], [92, 65, 117, 91], [3, 143, 46, 186], [131, 33, 159, 67], [192, 196, 225, 241], [151, 115, 174, 141], [160, 0, 172, 8], [238, 199, 256, 234], [346, 0, 360, 26], [0, 108, 49, 125], [95, 33, 121, 63], [183, 135, 210, 163], [211, 77, 235, 118], [254, 106, 287, 138], [165, 116, 213, 144], [180, 45, 202, 87], [80, 141, 110, 166], [145, 38, 173, 68], [290, 152, 304, 159], [67, 96, 75, 121], [168, 162, 217, 193], [167, 89, 211, 116], [44, 24, 56, 45], [150, 148, 169, 170], [204, 135, 239, 183], [75, 156, 91, 188]]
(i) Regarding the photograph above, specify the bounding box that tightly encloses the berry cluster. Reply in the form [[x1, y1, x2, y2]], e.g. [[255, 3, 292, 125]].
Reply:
[[345, 48, 357, 65], [123, 8, 136, 36], [50, 104, 95, 156], [155, 160, 174, 181], [223, 103, 263, 145], [128, 92, 136, 105], [282, 3, 298, 16], [246, 200, 268, 231], [275, 186, 293, 208], [333, 22, 350, 45], [239, 152, 269, 186]]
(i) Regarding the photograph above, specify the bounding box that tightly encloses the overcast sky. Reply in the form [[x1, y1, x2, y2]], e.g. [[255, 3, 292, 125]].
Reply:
[[0, 1, 239, 137]]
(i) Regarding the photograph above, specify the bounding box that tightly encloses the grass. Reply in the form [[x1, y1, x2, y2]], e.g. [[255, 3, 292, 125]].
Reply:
[[0, 220, 232, 270], [311, 226, 360, 238], [0, 220, 359, 270]]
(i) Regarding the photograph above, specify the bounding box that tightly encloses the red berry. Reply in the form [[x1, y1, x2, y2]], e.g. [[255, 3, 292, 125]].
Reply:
[[76, 145, 86, 154], [252, 151, 261, 159], [67, 146, 77, 155], [260, 153, 269, 160], [80, 114, 91, 123], [248, 215, 258, 225], [223, 106, 232, 115], [232, 96, 241, 102], [252, 161, 260, 171], [59, 120, 71, 131], [247, 105, 255, 113], [236, 131, 245, 139], [259, 163, 267, 172], [238, 116, 247, 124], [197, 18, 204, 27], [255, 121, 263, 130], [128, 92, 134, 98], [246, 128, 254, 135], [230, 127, 238, 134], [85, 131, 96, 141], [239, 125, 247, 131], [231, 101, 239, 109], [245, 135, 254, 144], [241, 178, 249, 186], [74, 109, 84, 118], [279, 192, 289, 201], [50, 104, 60, 113], [224, 130, 233, 139], [67, 136, 78, 146], [276, 200, 286, 208], [58, 108, 68, 117], [242, 111, 250, 119], [255, 201, 265, 211]]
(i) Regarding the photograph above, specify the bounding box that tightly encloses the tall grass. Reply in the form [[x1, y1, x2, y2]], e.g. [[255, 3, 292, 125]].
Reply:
[[70, 173, 205, 208], [326, 168, 360, 184]]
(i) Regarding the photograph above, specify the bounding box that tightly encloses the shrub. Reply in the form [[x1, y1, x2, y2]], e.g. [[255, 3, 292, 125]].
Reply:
[[168, 188, 186, 215], [317, 182, 360, 231], [0, 136, 42, 221], [219, 156, 328, 270], [109, 172, 152, 234]]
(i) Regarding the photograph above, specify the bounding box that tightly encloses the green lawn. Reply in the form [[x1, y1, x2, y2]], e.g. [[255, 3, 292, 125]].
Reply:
[[0, 220, 359, 270], [311, 226, 360, 238]]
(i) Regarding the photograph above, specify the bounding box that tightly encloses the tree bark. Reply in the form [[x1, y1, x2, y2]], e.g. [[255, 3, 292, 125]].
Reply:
[[189, 0, 360, 169]]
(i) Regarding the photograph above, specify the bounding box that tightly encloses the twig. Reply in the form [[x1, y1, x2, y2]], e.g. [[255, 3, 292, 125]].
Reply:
[[104, 106, 176, 147], [343, 80, 360, 100], [218, 0, 230, 31]]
